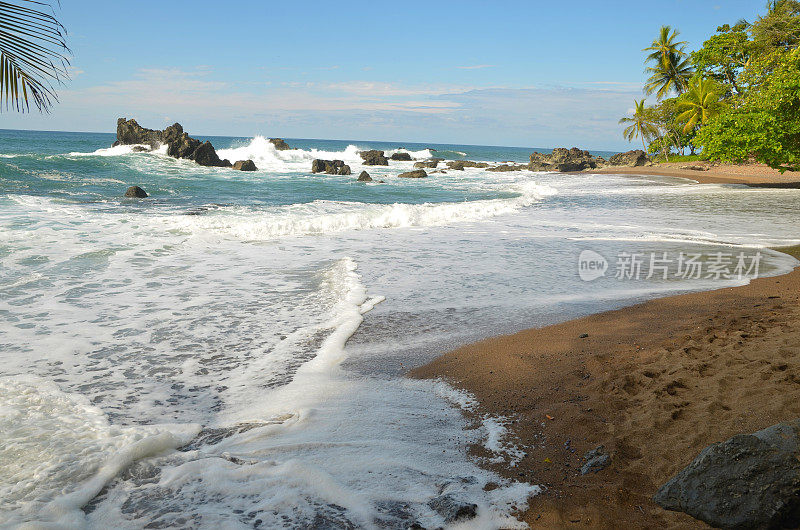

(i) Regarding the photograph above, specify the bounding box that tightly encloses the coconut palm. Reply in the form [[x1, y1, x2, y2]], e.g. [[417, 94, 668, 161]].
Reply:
[[644, 51, 694, 99], [643, 25, 688, 69], [619, 99, 659, 152], [676, 78, 724, 133], [0, 0, 70, 113]]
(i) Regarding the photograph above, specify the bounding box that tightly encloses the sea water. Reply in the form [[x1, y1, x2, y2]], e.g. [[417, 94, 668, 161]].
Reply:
[[1, 129, 799, 528]]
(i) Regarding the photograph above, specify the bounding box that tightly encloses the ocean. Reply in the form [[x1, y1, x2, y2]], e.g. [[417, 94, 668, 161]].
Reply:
[[1, 128, 799, 529]]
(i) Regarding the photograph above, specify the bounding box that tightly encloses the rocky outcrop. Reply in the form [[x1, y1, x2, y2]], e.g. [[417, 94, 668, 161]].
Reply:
[[233, 160, 257, 171], [654, 419, 800, 529], [359, 150, 389, 166], [528, 147, 603, 172], [486, 164, 527, 172], [608, 149, 648, 167], [124, 186, 148, 198], [357, 171, 372, 182], [414, 160, 439, 169], [446, 160, 490, 171], [269, 138, 291, 150], [115, 118, 232, 168], [398, 169, 427, 178], [312, 159, 351, 175], [390, 152, 412, 161]]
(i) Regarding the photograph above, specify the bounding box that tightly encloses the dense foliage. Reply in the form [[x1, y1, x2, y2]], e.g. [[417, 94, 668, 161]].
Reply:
[[620, 0, 800, 171]]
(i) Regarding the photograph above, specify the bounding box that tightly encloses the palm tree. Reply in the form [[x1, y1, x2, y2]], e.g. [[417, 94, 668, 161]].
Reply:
[[676, 78, 724, 133], [643, 25, 688, 69], [619, 99, 659, 152], [644, 51, 694, 99], [0, 0, 70, 113]]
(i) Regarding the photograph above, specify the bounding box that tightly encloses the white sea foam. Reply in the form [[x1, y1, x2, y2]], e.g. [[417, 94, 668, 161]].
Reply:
[[216, 136, 364, 172]]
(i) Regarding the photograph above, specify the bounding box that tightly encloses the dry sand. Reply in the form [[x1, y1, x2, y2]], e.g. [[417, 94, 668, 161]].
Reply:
[[595, 161, 800, 187], [412, 245, 800, 529]]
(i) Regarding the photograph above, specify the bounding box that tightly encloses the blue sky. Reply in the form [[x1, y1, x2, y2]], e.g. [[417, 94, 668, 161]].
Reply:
[[3, 0, 763, 149]]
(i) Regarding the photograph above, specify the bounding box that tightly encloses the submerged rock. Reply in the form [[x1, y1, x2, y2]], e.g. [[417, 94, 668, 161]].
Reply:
[[654, 419, 800, 529], [360, 150, 389, 166], [446, 160, 490, 171], [312, 159, 351, 175], [233, 160, 257, 171], [124, 186, 148, 198], [487, 164, 527, 172], [357, 171, 373, 182], [390, 152, 412, 161], [414, 160, 439, 169], [131, 146, 150, 152], [428, 495, 478, 524], [608, 149, 648, 167], [398, 169, 427, 178], [269, 138, 291, 150]]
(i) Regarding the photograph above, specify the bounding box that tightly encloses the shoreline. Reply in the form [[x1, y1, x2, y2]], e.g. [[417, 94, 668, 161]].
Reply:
[[412, 245, 800, 528], [593, 162, 800, 187]]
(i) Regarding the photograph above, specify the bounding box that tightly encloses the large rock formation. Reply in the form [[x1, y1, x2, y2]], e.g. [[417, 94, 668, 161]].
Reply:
[[398, 169, 427, 178], [269, 138, 291, 150], [608, 149, 648, 167], [357, 171, 373, 182], [359, 150, 389, 166], [528, 147, 602, 172], [233, 160, 257, 171], [654, 419, 800, 529], [114, 118, 231, 168], [311, 159, 351, 175], [446, 160, 490, 171], [390, 152, 413, 161], [486, 163, 528, 172]]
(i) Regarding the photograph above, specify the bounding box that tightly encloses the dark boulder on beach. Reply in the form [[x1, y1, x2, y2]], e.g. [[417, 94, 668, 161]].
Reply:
[[312, 159, 351, 175], [654, 419, 800, 529], [609, 149, 648, 167], [357, 171, 373, 182], [124, 186, 148, 198], [398, 169, 428, 178], [269, 138, 291, 150], [233, 160, 257, 171], [414, 160, 439, 169], [390, 152, 413, 161], [359, 150, 389, 166], [581, 445, 611, 475]]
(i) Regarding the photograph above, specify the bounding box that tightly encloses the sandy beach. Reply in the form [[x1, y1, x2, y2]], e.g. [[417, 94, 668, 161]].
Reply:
[[595, 162, 800, 187], [413, 243, 800, 528]]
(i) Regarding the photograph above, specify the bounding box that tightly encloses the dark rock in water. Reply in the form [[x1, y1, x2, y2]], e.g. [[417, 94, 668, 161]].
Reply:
[[428, 495, 478, 524], [312, 159, 351, 175], [654, 419, 800, 529], [360, 150, 389, 166], [414, 160, 439, 169], [390, 152, 412, 161], [189, 141, 230, 167], [124, 186, 148, 198], [487, 164, 527, 172], [581, 445, 611, 475], [233, 160, 257, 171], [269, 138, 291, 150], [357, 171, 373, 182], [167, 132, 202, 159], [528, 147, 604, 172], [398, 169, 427, 178], [115, 118, 165, 148], [446, 160, 490, 170], [131, 146, 150, 152], [608, 149, 648, 167], [162, 122, 184, 145]]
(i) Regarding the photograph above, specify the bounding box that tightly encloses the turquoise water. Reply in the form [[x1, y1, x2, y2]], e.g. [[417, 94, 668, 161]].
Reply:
[[1, 128, 799, 528]]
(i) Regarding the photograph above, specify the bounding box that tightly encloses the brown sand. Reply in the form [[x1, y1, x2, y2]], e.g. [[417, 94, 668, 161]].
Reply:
[[594, 162, 800, 187], [412, 246, 800, 529]]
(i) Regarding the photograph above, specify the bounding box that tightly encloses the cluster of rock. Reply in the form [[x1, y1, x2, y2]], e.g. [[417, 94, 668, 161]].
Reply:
[[654, 419, 800, 528], [113, 118, 260, 172], [526, 147, 648, 172], [311, 159, 351, 175], [360, 150, 389, 165], [269, 138, 291, 150]]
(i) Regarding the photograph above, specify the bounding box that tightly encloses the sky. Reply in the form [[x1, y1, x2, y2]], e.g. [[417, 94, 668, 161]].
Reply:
[[1, 0, 765, 150]]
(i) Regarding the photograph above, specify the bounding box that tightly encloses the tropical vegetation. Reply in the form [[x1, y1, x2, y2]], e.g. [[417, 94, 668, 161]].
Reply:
[[0, 0, 70, 113], [620, 0, 800, 171]]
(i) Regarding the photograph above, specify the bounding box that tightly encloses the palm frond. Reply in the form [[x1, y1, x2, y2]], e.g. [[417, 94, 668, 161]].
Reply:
[[0, 0, 70, 113]]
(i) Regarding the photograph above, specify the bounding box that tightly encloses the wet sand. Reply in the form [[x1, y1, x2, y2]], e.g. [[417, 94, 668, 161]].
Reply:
[[412, 246, 800, 528], [594, 162, 800, 187]]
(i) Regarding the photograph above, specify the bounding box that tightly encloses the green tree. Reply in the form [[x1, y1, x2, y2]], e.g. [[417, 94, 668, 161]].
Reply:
[[751, 0, 800, 53], [695, 46, 800, 172], [644, 26, 688, 69], [691, 22, 751, 96], [676, 78, 725, 134], [0, 0, 70, 112], [619, 99, 659, 152], [643, 26, 695, 99]]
